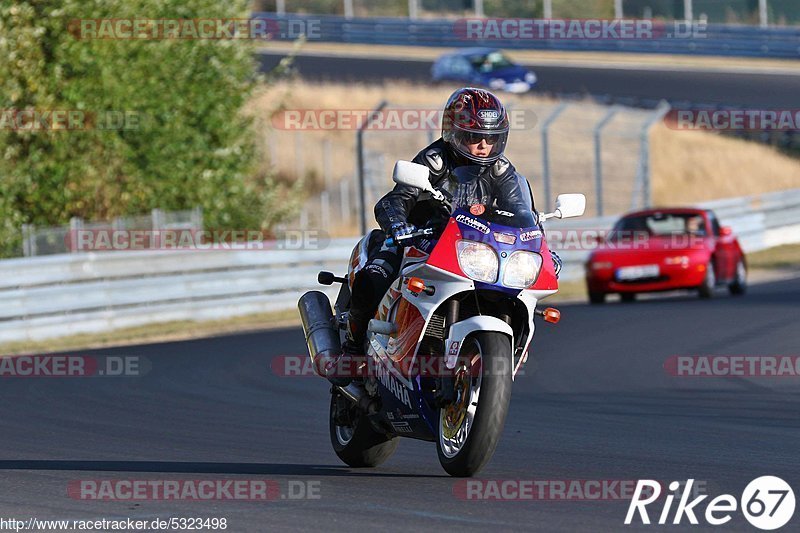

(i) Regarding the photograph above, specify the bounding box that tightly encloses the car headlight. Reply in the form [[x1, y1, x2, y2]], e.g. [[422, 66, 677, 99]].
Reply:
[[456, 240, 498, 283], [525, 72, 537, 84], [489, 78, 506, 89], [591, 261, 613, 270], [502, 251, 543, 288]]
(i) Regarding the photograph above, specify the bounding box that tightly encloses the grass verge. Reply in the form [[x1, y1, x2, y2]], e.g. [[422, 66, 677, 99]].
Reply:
[[747, 244, 800, 270]]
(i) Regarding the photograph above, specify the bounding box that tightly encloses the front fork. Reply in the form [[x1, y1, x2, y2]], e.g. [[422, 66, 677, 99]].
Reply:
[[434, 299, 460, 406]]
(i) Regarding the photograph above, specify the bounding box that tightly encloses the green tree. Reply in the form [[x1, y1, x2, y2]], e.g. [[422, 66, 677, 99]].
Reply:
[[0, 0, 285, 256]]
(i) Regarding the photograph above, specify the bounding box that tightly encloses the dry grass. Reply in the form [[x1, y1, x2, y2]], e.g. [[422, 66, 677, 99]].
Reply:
[[747, 244, 800, 270], [251, 79, 800, 232], [651, 125, 800, 205]]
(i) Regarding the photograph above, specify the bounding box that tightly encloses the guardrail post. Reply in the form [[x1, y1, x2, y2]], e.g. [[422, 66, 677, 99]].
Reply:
[[276, 0, 285, 15], [614, 0, 623, 19], [684, 0, 693, 21], [356, 100, 387, 236], [474, 0, 484, 17], [543, 0, 552, 19], [344, 0, 353, 19], [593, 106, 620, 217], [759, 0, 769, 27], [540, 102, 568, 211]]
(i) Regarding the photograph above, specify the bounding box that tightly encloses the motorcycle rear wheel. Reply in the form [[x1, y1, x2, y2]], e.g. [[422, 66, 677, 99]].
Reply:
[[329, 390, 398, 467]]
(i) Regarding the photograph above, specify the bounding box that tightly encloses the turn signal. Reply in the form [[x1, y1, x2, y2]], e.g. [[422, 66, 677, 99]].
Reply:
[[407, 277, 427, 295], [542, 307, 561, 324]]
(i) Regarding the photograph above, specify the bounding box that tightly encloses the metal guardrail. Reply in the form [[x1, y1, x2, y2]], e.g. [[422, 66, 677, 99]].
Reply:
[[254, 14, 800, 59], [1, 189, 799, 344]]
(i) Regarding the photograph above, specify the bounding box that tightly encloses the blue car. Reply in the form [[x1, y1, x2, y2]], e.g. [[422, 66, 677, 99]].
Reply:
[[431, 48, 537, 93]]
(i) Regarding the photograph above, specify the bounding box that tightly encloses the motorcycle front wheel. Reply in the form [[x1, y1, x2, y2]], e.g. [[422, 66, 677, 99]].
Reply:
[[436, 331, 513, 477]]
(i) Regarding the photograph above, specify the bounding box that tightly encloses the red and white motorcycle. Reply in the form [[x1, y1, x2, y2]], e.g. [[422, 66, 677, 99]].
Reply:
[[299, 161, 585, 476]]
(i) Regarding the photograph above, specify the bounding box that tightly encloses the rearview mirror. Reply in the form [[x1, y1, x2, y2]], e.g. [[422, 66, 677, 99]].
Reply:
[[554, 194, 586, 219], [392, 161, 432, 191]]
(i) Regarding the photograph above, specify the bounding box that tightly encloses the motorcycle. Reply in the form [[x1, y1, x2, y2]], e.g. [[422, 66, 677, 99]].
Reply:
[[298, 161, 586, 477]]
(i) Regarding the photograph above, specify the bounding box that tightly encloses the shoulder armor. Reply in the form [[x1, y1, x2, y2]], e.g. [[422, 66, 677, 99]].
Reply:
[[424, 148, 445, 174], [491, 157, 511, 178]]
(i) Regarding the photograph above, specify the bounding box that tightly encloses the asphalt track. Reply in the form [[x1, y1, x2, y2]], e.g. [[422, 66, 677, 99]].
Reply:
[[257, 52, 800, 108], [1, 275, 799, 531]]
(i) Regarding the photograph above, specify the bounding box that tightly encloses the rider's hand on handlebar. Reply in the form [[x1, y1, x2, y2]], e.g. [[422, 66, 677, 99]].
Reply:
[[390, 222, 418, 244]]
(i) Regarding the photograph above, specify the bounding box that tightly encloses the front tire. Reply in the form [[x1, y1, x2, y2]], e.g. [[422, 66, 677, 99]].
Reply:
[[698, 261, 716, 299], [437, 332, 512, 477], [589, 291, 606, 304], [729, 259, 747, 296], [329, 392, 398, 468]]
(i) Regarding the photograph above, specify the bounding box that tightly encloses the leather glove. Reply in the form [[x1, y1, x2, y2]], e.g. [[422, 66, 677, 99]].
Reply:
[[390, 222, 417, 244]]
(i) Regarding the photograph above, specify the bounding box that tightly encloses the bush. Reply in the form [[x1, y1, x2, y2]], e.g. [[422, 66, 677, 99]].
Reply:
[[0, 0, 286, 257]]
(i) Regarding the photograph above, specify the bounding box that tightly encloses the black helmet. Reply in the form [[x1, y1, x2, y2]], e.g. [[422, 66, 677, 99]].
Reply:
[[442, 87, 509, 165]]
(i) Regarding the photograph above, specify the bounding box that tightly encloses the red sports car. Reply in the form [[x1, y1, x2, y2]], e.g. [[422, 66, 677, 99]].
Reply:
[[585, 208, 747, 303]]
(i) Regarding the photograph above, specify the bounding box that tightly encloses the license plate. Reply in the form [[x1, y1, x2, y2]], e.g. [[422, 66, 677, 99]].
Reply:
[[616, 264, 660, 281]]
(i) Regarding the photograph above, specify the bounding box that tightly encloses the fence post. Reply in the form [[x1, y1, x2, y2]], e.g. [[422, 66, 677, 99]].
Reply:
[[408, 0, 418, 19], [344, 0, 353, 19], [474, 0, 484, 18], [759, 0, 768, 27], [151, 208, 164, 230], [614, 0, 623, 19], [68, 216, 84, 253], [635, 101, 671, 209], [191, 206, 203, 230], [540, 102, 568, 211], [543, 0, 552, 19], [684, 0, 693, 21], [22, 224, 34, 257], [593, 106, 620, 217], [356, 100, 387, 236], [276, 0, 285, 15]]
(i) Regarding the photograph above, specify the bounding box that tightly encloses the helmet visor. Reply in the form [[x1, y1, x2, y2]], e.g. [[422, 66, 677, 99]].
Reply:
[[451, 126, 508, 164]]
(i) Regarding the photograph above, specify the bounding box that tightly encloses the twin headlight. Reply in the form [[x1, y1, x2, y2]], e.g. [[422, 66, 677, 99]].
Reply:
[[456, 240, 543, 288]]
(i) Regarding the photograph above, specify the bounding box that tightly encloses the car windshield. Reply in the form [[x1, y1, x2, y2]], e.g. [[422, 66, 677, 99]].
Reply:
[[611, 213, 707, 238], [468, 51, 515, 73]]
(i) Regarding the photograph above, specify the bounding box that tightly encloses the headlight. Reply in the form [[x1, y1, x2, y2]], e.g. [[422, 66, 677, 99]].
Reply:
[[489, 78, 506, 89], [456, 240, 498, 283], [525, 72, 537, 84], [502, 251, 543, 288]]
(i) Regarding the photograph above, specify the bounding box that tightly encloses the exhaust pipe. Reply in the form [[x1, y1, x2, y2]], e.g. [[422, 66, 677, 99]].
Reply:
[[298, 291, 342, 380], [298, 291, 379, 413]]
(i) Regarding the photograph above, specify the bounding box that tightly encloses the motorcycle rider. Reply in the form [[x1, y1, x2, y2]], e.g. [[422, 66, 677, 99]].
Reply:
[[325, 87, 560, 386]]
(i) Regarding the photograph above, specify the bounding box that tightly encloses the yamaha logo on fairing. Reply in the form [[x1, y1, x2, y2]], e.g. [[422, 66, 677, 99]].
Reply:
[[456, 214, 490, 234], [478, 110, 499, 120], [376, 363, 412, 408]]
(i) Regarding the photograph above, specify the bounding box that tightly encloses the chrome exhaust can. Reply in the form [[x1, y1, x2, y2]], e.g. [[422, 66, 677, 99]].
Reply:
[[298, 291, 342, 379]]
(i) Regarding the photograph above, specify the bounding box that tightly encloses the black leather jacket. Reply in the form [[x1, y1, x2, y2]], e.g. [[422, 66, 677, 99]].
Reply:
[[374, 139, 535, 234]]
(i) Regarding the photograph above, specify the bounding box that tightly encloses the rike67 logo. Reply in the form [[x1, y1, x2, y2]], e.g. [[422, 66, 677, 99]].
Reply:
[[625, 477, 795, 530]]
